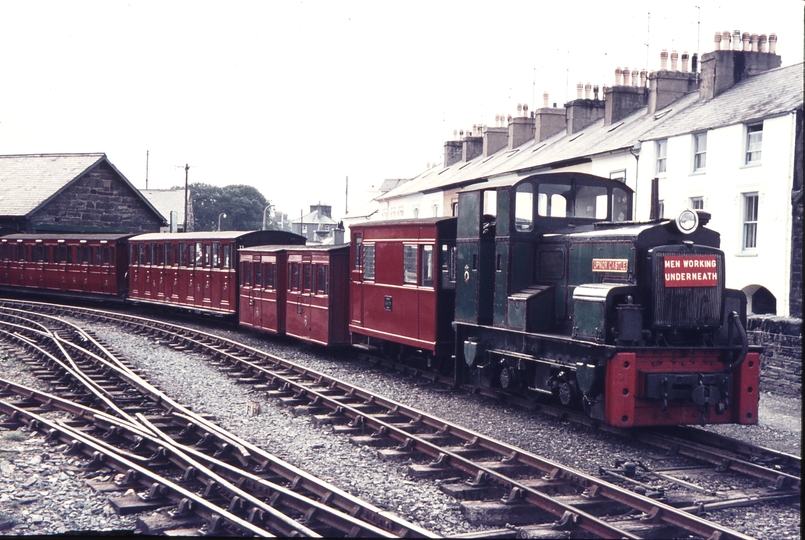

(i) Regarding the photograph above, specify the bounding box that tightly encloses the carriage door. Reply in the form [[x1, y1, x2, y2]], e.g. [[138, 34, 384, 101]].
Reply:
[[299, 255, 314, 339]]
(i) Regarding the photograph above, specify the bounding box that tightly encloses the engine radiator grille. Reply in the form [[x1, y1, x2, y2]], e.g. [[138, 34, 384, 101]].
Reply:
[[651, 248, 724, 328]]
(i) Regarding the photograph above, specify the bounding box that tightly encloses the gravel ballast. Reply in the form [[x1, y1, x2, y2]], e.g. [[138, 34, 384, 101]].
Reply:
[[0, 311, 800, 537]]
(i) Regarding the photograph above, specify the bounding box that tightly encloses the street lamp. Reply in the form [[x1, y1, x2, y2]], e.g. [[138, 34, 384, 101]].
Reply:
[[262, 204, 272, 230], [218, 213, 227, 231]]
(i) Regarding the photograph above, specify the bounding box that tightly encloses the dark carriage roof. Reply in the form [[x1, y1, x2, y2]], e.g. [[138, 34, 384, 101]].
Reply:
[[129, 230, 306, 246], [1, 232, 133, 242]]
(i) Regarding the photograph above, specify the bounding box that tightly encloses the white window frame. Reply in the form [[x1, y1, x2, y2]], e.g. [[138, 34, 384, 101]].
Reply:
[[745, 122, 763, 164], [689, 197, 704, 210], [693, 132, 707, 172], [609, 169, 626, 182], [656, 139, 667, 175], [742, 193, 759, 251]]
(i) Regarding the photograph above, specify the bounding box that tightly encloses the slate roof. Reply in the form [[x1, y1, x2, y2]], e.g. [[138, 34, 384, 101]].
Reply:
[[0, 153, 163, 221], [642, 63, 804, 141], [379, 62, 803, 204], [141, 189, 185, 225]]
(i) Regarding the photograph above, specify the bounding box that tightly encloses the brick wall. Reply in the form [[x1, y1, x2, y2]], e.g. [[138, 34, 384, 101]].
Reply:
[[30, 161, 163, 234], [748, 316, 802, 397]]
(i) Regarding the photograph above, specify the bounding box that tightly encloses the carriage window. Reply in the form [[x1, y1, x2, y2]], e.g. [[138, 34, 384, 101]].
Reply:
[[264, 263, 275, 289], [204, 244, 211, 267], [179, 243, 187, 266], [403, 245, 417, 284], [303, 264, 312, 291], [102, 247, 110, 265], [212, 242, 220, 269], [43, 246, 50, 263], [316, 265, 328, 294], [223, 244, 231, 269], [613, 188, 630, 222], [515, 183, 534, 231], [67, 246, 73, 264], [81, 245, 90, 264], [242, 261, 252, 286], [253, 262, 261, 288], [194, 243, 203, 267], [421, 245, 434, 287], [574, 186, 608, 219], [152, 243, 159, 265], [363, 245, 375, 280], [289, 263, 300, 290], [353, 235, 363, 269], [92, 247, 100, 265], [164, 244, 172, 266], [441, 244, 457, 284]]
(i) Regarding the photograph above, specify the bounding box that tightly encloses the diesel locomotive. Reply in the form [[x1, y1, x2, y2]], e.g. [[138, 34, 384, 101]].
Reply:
[[0, 172, 760, 428]]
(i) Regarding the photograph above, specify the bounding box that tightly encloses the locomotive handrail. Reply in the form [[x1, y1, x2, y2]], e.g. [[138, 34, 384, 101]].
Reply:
[[725, 310, 749, 373]]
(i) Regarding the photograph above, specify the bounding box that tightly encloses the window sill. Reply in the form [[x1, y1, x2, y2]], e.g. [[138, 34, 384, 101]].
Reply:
[[734, 251, 758, 257], [740, 161, 762, 169], [690, 170, 706, 176]]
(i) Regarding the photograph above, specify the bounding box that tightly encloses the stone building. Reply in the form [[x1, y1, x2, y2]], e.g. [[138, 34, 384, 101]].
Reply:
[[291, 203, 343, 244], [0, 153, 165, 234]]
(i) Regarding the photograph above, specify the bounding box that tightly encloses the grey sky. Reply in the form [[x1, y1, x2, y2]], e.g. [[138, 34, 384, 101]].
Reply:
[[0, 0, 802, 222]]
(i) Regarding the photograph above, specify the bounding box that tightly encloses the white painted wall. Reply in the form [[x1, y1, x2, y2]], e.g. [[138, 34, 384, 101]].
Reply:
[[640, 112, 797, 316]]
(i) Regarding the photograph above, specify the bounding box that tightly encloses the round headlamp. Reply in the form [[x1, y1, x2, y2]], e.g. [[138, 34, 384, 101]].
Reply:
[[675, 209, 699, 234]]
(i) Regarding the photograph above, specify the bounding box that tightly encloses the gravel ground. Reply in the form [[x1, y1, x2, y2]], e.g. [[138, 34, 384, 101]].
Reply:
[[0, 310, 801, 538]]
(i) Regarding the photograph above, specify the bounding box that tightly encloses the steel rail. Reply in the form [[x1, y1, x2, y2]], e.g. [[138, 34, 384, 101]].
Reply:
[[0, 309, 436, 539], [0, 378, 409, 538], [0, 400, 274, 537]]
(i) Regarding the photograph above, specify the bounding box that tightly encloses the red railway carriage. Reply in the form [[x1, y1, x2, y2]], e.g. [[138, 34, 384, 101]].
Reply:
[[239, 244, 350, 347], [349, 217, 457, 365], [238, 246, 289, 334], [128, 231, 305, 315], [0, 233, 130, 299]]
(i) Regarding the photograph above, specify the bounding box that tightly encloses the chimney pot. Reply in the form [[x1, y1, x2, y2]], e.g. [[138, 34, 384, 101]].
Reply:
[[614, 67, 621, 86], [453, 129, 458, 138], [742, 32, 751, 51], [768, 33, 777, 54], [714, 31, 722, 51], [593, 84, 599, 99], [733, 30, 742, 50], [630, 69, 638, 87], [721, 30, 731, 50], [623, 68, 631, 86], [660, 50, 668, 70], [553, 102, 557, 108], [639, 69, 647, 87], [751, 33, 759, 52], [517, 103, 523, 114], [543, 92, 549, 107], [670, 50, 678, 71], [576, 82, 583, 98], [759, 34, 767, 53], [584, 82, 591, 99], [681, 52, 689, 72]]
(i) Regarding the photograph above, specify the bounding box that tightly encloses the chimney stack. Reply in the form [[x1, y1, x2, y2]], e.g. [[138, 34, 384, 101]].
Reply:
[[648, 48, 698, 114], [533, 95, 566, 143], [699, 30, 782, 101], [507, 112, 534, 150]]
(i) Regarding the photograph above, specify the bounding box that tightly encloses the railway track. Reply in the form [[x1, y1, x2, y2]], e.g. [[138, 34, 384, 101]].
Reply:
[[0, 303, 434, 537], [0, 298, 798, 539]]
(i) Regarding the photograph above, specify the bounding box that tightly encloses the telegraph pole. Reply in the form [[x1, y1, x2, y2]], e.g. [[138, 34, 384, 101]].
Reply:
[[176, 164, 192, 232]]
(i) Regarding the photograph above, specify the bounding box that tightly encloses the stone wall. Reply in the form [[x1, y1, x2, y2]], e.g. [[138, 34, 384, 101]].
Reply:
[[748, 316, 802, 397], [30, 161, 163, 234]]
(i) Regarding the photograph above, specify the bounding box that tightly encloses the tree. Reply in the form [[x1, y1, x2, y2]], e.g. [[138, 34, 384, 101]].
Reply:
[[189, 184, 278, 231]]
